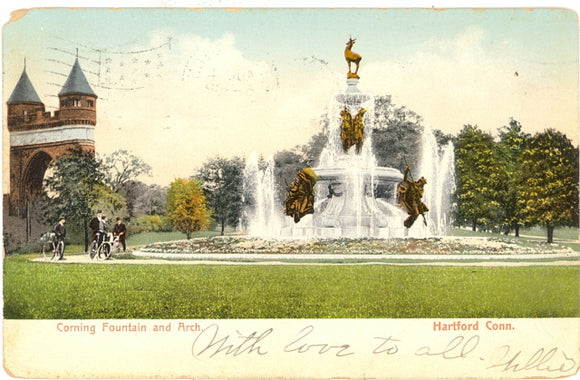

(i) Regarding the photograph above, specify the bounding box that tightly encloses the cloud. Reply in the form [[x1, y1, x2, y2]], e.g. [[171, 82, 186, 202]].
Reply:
[[364, 26, 578, 140], [94, 31, 338, 185]]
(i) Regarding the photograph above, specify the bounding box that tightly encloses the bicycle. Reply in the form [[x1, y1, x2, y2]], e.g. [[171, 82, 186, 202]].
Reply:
[[110, 235, 123, 256], [41, 233, 65, 261], [87, 232, 121, 261], [88, 237, 99, 259], [88, 231, 107, 259], [94, 233, 118, 260]]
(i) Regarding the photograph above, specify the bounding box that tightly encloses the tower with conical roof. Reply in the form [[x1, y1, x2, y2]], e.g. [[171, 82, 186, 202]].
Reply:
[[6, 65, 44, 127], [57, 58, 97, 124], [6, 58, 97, 217]]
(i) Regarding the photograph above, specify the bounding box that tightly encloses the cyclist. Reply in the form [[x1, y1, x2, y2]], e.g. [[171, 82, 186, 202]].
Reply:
[[52, 216, 66, 259], [89, 210, 107, 251]]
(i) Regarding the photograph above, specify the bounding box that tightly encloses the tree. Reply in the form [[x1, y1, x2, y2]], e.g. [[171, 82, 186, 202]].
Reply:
[[132, 183, 167, 216], [373, 120, 423, 172], [371, 95, 423, 172], [43, 146, 125, 250], [301, 130, 328, 167], [454, 125, 505, 231], [91, 183, 128, 220], [117, 180, 167, 217], [516, 129, 579, 243], [99, 150, 152, 218], [197, 156, 245, 235], [274, 150, 308, 205], [495, 119, 531, 236], [118, 180, 148, 217], [165, 178, 212, 239], [433, 129, 454, 147], [102, 150, 152, 192]]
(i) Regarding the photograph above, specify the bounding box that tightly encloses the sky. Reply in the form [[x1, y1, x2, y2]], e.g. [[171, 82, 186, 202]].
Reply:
[[2, 3, 579, 188]]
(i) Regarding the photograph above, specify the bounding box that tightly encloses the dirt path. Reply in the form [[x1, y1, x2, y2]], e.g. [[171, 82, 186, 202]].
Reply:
[[35, 253, 580, 267]]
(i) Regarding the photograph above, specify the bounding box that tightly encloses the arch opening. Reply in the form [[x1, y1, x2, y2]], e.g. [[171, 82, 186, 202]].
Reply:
[[22, 151, 53, 200]]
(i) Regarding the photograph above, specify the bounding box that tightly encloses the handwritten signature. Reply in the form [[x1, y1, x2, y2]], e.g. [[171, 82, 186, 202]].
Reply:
[[487, 345, 576, 373]]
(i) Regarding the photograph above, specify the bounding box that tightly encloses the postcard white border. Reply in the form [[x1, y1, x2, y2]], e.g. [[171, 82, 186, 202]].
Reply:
[[2, 2, 580, 379], [3, 318, 579, 378]]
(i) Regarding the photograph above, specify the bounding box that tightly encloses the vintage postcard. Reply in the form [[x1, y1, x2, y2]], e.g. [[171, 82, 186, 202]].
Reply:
[[2, 5, 579, 379]]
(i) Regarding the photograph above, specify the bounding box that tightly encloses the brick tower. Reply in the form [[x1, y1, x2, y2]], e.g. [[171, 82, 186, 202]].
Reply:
[[7, 58, 97, 216]]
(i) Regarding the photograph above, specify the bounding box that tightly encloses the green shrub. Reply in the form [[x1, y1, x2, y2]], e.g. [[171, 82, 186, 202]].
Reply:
[[129, 214, 172, 234]]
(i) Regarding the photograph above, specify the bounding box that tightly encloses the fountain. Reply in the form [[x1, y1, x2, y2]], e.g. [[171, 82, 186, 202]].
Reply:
[[242, 39, 455, 239], [241, 152, 283, 237], [297, 77, 407, 238], [419, 126, 456, 236]]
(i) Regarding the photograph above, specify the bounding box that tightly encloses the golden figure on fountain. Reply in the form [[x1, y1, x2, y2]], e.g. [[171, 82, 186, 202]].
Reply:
[[345, 37, 362, 79], [340, 108, 366, 154], [397, 163, 429, 228], [284, 168, 318, 223]]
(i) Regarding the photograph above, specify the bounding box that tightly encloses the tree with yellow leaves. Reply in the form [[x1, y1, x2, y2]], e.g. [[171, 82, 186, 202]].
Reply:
[[165, 178, 212, 239]]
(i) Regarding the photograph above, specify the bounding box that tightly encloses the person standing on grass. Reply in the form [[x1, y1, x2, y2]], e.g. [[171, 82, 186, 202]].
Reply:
[[113, 217, 127, 252]]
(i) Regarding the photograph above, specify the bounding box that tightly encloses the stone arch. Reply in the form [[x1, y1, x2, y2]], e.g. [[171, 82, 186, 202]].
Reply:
[[21, 150, 53, 200]]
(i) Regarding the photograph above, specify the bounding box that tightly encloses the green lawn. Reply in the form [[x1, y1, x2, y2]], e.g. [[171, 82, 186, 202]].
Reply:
[[450, 227, 580, 251], [4, 256, 578, 319], [521, 226, 578, 240], [450, 226, 578, 240]]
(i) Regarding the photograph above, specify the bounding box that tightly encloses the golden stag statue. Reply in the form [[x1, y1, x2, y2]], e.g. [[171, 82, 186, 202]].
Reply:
[[345, 37, 362, 79]]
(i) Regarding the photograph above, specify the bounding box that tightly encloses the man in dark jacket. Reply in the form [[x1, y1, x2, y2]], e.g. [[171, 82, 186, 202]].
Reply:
[[89, 210, 105, 246], [53, 216, 66, 241], [52, 216, 66, 260], [113, 217, 127, 252]]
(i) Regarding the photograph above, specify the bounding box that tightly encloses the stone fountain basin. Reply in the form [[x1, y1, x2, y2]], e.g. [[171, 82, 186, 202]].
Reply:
[[314, 166, 403, 182]]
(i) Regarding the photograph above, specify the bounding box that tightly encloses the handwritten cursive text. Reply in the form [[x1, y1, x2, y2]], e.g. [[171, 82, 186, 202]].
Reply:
[[487, 345, 577, 373], [191, 323, 272, 359], [415, 335, 480, 359], [284, 325, 355, 357]]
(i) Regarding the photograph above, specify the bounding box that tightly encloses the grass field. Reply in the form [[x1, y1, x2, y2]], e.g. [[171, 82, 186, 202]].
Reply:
[[3, 254, 578, 319], [450, 227, 579, 251], [4, 228, 578, 319], [450, 226, 579, 241]]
